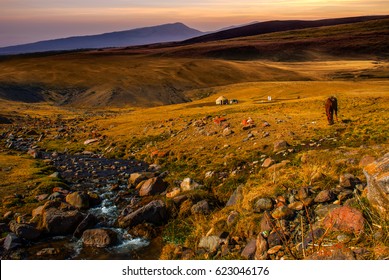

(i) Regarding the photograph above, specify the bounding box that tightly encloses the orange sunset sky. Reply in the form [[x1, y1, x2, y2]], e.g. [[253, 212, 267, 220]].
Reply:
[[1, 0, 388, 47]]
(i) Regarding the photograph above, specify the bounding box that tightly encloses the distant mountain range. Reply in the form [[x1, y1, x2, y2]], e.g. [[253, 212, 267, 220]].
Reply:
[[0, 23, 204, 55]]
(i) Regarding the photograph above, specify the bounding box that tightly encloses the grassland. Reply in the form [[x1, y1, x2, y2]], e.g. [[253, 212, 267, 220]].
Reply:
[[0, 18, 388, 258]]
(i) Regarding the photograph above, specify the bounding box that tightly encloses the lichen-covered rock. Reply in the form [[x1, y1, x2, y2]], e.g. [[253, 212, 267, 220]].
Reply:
[[363, 153, 389, 219]]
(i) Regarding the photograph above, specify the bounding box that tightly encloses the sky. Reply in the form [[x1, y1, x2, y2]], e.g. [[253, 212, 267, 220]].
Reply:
[[1, 0, 388, 47]]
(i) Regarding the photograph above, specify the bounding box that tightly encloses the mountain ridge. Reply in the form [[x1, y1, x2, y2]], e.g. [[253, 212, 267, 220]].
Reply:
[[0, 22, 204, 55]]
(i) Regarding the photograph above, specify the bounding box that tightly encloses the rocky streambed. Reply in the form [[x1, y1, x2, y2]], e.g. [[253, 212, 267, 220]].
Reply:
[[0, 131, 170, 260]]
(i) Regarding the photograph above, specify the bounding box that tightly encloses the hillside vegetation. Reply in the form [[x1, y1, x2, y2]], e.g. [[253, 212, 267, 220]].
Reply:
[[0, 18, 388, 107]]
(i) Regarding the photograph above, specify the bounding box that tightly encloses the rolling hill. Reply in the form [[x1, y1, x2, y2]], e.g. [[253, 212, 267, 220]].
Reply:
[[0, 17, 388, 107], [183, 15, 389, 44], [0, 23, 204, 55]]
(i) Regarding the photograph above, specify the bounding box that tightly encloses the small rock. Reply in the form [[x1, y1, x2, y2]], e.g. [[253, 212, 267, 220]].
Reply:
[[262, 158, 274, 168], [166, 187, 181, 198], [227, 211, 239, 226], [226, 185, 243, 207], [191, 200, 210, 215], [314, 190, 335, 203], [260, 211, 273, 232], [66, 191, 90, 209], [36, 248, 60, 256], [337, 233, 352, 243], [254, 198, 274, 212], [180, 178, 201, 192], [271, 206, 295, 220], [296, 187, 309, 201], [339, 173, 361, 188], [254, 234, 268, 260], [82, 228, 118, 248], [241, 239, 257, 259], [198, 236, 221, 252], [3, 233, 22, 250], [83, 138, 99, 145], [273, 140, 290, 152], [139, 177, 168, 196], [267, 245, 282, 255], [288, 201, 304, 211], [267, 232, 282, 248], [223, 128, 234, 136]]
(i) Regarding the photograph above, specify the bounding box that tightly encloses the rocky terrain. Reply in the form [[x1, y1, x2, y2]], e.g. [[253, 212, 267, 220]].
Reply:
[[0, 107, 387, 260]]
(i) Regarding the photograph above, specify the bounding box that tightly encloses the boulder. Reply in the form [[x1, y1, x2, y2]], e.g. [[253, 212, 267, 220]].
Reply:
[[226, 185, 243, 207], [118, 200, 167, 228], [82, 228, 118, 248], [323, 206, 365, 234], [9, 222, 41, 240], [139, 177, 168, 196], [363, 153, 389, 219], [41, 208, 84, 235], [180, 178, 201, 192], [65, 191, 90, 209]]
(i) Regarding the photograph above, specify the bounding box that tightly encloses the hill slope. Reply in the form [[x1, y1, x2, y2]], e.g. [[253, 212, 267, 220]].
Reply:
[[183, 15, 389, 44], [0, 17, 388, 107], [0, 23, 204, 55]]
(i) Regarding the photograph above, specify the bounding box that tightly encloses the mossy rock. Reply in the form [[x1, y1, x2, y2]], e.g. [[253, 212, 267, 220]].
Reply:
[[32, 179, 68, 196]]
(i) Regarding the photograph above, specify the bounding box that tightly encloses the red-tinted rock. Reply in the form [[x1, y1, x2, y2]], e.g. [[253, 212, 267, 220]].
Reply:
[[323, 206, 365, 234]]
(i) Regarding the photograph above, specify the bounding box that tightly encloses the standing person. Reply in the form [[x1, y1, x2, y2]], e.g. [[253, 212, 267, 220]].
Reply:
[[325, 96, 338, 125]]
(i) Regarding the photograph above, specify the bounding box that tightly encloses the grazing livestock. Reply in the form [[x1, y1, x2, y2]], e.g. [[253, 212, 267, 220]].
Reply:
[[325, 96, 338, 125]]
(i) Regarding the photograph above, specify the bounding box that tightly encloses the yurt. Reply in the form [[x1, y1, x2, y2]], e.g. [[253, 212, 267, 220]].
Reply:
[[216, 96, 228, 105]]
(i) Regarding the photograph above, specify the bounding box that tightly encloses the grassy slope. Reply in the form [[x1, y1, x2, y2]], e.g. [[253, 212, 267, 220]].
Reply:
[[0, 18, 388, 107]]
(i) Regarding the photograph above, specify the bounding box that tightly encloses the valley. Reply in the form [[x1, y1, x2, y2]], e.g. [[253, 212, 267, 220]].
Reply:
[[0, 16, 388, 260]]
